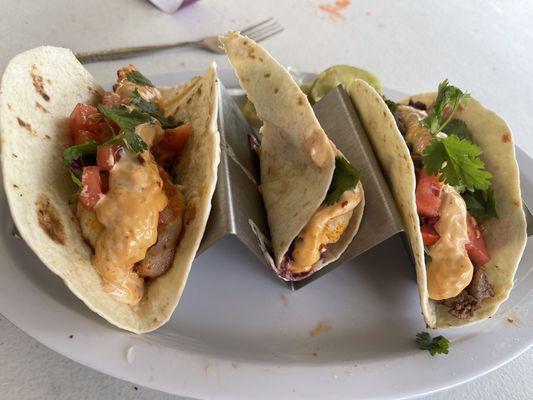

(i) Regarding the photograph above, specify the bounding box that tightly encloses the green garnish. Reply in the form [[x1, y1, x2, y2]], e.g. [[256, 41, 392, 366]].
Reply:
[[129, 89, 178, 128], [126, 70, 154, 87], [62, 140, 97, 166], [462, 189, 498, 219], [420, 79, 470, 136], [97, 104, 149, 153], [383, 97, 397, 112], [68, 171, 84, 204], [323, 157, 361, 206], [423, 135, 492, 192], [443, 119, 472, 140], [420, 80, 492, 192], [416, 332, 449, 356]]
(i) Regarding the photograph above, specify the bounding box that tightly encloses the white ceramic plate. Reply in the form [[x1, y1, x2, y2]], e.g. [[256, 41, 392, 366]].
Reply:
[[0, 69, 531, 400]]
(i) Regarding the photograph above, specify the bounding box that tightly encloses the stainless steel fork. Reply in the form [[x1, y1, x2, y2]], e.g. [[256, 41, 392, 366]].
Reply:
[[75, 18, 283, 64]]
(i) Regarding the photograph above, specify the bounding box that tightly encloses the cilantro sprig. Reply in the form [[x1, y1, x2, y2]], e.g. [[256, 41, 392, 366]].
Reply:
[[126, 70, 154, 87], [416, 332, 449, 356], [323, 157, 361, 206], [62, 140, 97, 166], [129, 89, 178, 129], [420, 80, 492, 192], [69, 171, 84, 204], [420, 79, 470, 136], [462, 189, 498, 219], [423, 135, 492, 191], [97, 104, 149, 153]]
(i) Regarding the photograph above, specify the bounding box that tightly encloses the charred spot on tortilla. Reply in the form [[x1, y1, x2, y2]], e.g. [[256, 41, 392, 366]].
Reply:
[[7, 103, 13, 110], [12, 153, 18, 158], [36, 194, 65, 245], [502, 133, 511, 143], [264, 73, 271, 78], [274, 88, 279, 94], [44, 134, 51, 140], [297, 97, 304, 106], [187, 97, 192, 104], [35, 102, 49, 113], [12, 184, 19, 188], [513, 199, 520, 206], [30, 64, 50, 102], [16, 117, 37, 136]]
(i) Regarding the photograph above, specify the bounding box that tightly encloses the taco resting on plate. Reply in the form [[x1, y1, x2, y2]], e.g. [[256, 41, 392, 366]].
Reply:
[[220, 32, 365, 281], [348, 79, 526, 328], [0, 47, 220, 333]]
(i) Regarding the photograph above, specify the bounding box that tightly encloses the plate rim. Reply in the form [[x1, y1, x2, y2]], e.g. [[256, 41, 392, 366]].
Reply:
[[0, 67, 531, 400]]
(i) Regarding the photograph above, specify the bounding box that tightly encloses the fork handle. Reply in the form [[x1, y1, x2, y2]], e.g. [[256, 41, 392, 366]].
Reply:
[[75, 41, 198, 64]]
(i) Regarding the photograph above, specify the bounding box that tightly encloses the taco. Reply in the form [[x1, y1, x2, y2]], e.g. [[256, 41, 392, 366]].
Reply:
[[220, 32, 365, 281], [348, 79, 526, 328], [0, 46, 220, 333]]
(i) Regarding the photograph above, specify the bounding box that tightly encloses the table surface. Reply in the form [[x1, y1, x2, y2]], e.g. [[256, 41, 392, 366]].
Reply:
[[0, 0, 532, 399]]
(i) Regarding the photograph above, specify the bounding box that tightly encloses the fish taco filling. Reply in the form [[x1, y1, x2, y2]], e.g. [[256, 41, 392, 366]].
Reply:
[[280, 155, 363, 277], [387, 80, 498, 318], [63, 66, 193, 305]]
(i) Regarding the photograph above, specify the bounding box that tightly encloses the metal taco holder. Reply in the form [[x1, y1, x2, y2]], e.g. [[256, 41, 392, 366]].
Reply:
[[199, 84, 411, 289]]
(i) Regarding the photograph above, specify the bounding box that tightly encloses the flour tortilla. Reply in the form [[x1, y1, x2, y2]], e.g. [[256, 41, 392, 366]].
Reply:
[[0, 46, 220, 333], [221, 32, 364, 278], [348, 79, 526, 328]]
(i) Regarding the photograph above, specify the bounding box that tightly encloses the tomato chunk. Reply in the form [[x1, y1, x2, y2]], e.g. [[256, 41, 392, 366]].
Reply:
[[69, 103, 114, 145], [159, 124, 193, 156], [70, 104, 100, 144], [421, 223, 440, 246], [416, 168, 443, 218], [465, 214, 491, 266], [97, 145, 122, 171], [79, 166, 103, 209]]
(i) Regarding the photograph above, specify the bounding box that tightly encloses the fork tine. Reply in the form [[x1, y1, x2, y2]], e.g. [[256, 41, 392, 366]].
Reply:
[[246, 22, 282, 39], [240, 17, 274, 36], [248, 25, 284, 43]]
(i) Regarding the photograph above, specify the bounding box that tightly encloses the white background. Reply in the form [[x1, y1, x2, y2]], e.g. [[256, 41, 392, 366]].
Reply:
[[0, 0, 532, 398]]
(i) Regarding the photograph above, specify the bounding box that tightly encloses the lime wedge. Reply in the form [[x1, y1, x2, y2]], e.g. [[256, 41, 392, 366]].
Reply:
[[309, 65, 382, 103]]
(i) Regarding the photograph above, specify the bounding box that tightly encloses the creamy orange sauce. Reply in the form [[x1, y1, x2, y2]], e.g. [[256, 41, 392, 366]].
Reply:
[[290, 185, 362, 273], [426, 185, 473, 300], [93, 149, 168, 305]]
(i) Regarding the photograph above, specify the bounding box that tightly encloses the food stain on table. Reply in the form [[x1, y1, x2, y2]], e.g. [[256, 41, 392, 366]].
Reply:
[[309, 321, 332, 337], [318, 0, 351, 21]]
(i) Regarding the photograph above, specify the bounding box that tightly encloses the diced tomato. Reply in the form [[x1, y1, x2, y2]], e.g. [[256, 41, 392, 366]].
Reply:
[[416, 168, 443, 218], [69, 103, 114, 145], [97, 145, 122, 171], [421, 223, 440, 246], [79, 166, 103, 209], [465, 214, 491, 266], [158, 124, 193, 157]]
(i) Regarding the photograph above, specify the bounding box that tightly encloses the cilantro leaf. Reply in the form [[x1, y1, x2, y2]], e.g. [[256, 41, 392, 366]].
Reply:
[[420, 79, 470, 136], [126, 70, 154, 87], [423, 135, 492, 191], [97, 104, 149, 153], [383, 97, 397, 112], [323, 157, 361, 206], [462, 189, 498, 219], [416, 332, 449, 356], [68, 170, 84, 204], [62, 141, 97, 166], [444, 119, 472, 140], [129, 89, 178, 128]]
